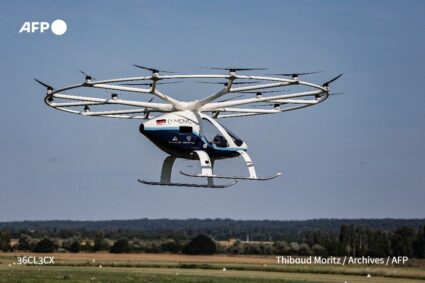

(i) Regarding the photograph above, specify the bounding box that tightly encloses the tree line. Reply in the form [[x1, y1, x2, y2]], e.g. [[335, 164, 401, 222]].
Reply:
[[1, 223, 424, 257], [1, 219, 424, 242]]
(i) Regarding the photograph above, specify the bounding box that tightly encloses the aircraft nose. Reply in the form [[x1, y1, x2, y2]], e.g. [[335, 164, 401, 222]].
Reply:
[[139, 123, 145, 134]]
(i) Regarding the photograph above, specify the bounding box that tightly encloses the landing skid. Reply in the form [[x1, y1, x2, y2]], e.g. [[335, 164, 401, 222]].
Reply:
[[138, 179, 237, 188], [138, 150, 281, 188], [181, 150, 282, 182], [138, 155, 237, 188], [180, 171, 282, 181]]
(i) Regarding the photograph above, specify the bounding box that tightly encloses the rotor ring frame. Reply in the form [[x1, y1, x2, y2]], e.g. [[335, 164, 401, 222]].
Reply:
[[44, 73, 330, 120]]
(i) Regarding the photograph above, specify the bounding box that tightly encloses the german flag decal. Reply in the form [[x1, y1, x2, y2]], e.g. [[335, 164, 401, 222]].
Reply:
[[156, 119, 166, 125]]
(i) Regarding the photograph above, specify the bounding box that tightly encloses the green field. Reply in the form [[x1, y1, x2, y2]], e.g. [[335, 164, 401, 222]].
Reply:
[[1, 253, 425, 283]]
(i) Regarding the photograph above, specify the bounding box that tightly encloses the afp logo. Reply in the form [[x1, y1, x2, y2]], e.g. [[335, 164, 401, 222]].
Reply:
[[19, 19, 67, 36]]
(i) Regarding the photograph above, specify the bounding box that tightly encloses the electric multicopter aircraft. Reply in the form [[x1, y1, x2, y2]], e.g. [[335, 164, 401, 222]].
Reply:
[[36, 66, 342, 188]]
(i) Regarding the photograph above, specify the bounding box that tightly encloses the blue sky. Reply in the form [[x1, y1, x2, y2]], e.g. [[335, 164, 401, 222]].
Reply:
[[0, 0, 424, 221]]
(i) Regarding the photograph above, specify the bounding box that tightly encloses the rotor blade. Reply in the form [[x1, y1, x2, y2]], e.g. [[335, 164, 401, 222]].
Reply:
[[199, 66, 267, 72], [267, 71, 322, 77], [133, 64, 175, 74], [79, 70, 95, 80], [34, 79, 53, 90], [323, 73, 343, 87]]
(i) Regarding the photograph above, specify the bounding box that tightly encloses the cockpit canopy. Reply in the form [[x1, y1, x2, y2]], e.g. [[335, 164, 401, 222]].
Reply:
[[201, 118, 243, 148]]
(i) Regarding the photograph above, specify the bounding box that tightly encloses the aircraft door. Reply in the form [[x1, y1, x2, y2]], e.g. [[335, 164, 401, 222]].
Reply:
[[201, 118, 229, 148]]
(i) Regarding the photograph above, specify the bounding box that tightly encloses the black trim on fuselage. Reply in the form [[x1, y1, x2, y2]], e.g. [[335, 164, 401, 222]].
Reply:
[[140, 127, 241, 159]]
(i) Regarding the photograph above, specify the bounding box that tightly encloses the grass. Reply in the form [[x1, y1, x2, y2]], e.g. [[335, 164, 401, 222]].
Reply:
[[1, 253, 425, 283], [0, 266, 331, 283]]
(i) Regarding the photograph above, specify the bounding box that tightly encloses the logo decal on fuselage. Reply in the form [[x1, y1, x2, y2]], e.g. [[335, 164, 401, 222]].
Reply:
[[156, 118, 194, 126], [169, 135, 195, 145], [167, 118, 194, 125]]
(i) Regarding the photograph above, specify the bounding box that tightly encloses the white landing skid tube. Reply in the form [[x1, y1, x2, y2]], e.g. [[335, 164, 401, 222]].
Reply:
[[180, 150, 282, 181], [138, 155, 236, 188]]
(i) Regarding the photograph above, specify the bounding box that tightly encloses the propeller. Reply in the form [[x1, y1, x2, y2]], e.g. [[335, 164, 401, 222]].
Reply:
[[323, 74, 343, 87], [315, 91, 344, 99], [119, 81, 182, 86], [79, 70, 95, 81], [34, 79, 54, 91], [133, 64, 175, 74], [267, 71, 322, 79], [199, 66, 267, 72]]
